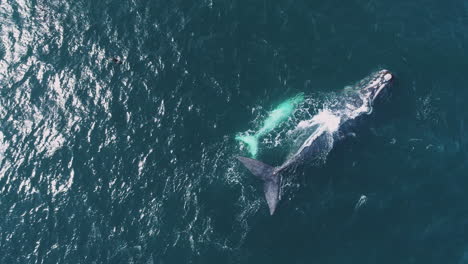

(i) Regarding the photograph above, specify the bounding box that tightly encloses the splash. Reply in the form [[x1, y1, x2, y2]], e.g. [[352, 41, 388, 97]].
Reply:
[[282, 109, 341, 166], [295, 109, 341, 134], [236, 93, 305, 157]]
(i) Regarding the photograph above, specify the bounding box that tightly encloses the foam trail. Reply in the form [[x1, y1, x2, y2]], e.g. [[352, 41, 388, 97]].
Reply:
[[236, 93, 304, 157]]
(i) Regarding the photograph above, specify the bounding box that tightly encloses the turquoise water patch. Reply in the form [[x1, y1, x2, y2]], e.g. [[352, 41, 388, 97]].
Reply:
[[236, 93, 304, 157]]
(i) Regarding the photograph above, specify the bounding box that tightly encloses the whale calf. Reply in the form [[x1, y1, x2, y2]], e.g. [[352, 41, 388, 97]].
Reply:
[[237, 70, 393, 215], [236, 93, 304, 157]]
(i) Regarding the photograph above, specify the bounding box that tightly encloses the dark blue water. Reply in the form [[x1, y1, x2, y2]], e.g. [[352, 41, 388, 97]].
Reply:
[[1, 0, 468, 263]]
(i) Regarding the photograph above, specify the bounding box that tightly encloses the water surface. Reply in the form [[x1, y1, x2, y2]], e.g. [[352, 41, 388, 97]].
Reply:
[[1, 0, 468, 263]]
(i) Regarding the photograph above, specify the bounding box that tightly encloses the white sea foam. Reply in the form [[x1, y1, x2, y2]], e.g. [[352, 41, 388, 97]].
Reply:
[[293, 109, 341, 149], [312, 109, 341, 133]]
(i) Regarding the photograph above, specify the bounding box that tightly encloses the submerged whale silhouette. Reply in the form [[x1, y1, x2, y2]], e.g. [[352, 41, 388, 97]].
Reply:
[[235, 93, 304, 157], [237, 70, 393, 215]]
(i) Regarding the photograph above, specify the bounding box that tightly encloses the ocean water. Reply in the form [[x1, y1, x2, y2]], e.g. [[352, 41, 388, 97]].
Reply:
[[1, 0, 468, 263]]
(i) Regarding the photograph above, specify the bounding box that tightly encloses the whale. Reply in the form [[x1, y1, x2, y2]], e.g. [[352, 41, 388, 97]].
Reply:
[[237, 70, 393, 215], [236, 93, 304, 157]]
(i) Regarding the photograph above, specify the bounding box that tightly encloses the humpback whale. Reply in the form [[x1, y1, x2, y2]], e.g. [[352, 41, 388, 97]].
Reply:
[[237, 70, 393, 215]]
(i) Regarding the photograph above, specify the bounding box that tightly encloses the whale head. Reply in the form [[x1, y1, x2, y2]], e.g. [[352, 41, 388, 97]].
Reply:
[[360, 69, 393, 106]]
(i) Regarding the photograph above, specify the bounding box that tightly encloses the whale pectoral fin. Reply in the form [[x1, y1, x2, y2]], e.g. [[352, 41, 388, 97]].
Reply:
[[237, 156, 281, 215]]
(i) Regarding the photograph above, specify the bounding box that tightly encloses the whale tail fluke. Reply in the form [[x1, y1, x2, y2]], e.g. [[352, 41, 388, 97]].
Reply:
[[236, 156, 280, 215], [235, 135, 259, 157]]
